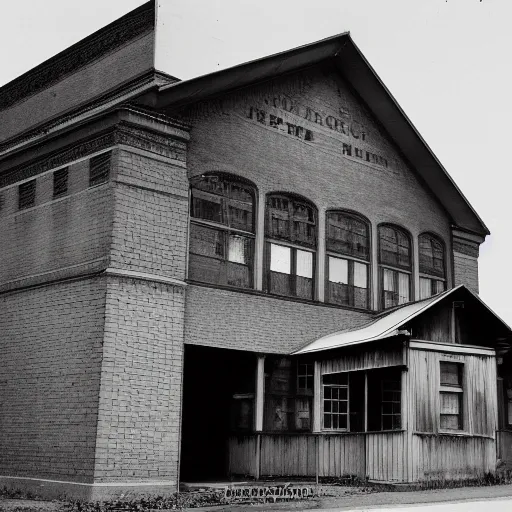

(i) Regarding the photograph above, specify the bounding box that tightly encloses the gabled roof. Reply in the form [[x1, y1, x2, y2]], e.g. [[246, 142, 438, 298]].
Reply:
[[293, 285, 511, 355], [140, 33, 489, 236]]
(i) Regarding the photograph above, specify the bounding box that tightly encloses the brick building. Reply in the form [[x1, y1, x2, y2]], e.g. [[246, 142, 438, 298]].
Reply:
[[1, 1, 512, 501]]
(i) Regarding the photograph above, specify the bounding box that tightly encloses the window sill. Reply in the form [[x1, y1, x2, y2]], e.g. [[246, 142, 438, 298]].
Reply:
[[186, 280, 377, 314]]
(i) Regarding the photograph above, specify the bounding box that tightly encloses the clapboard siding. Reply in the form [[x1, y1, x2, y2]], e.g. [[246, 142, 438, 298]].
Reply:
[[409, 348, 497, 436], [366, 431, 408, 481], [413, 434, 495, 481]]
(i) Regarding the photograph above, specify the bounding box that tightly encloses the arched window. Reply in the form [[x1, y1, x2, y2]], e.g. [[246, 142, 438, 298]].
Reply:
[[419, 233, 446, 299], [326, 211, 370, 309], [188, 174, 256, 288], [265, 193, 317, 300], [379, 224, 412, 309]]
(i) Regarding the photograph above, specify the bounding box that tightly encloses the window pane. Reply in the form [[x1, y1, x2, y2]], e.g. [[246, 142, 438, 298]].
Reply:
[[228, 235, 251, 264], [440, 363, 462, 386], [419, 234, 445, 278], [270, 244, 291, 274], [441, 414, 461, 430], [189, 224, 224, 259], [440, 393, 460, 414], [383, 268, 395, 292], [296, 250, 313, 278], [329, 257, 348, 284], [354, 262, 367, 288], [380, 226, 411, 269], [398, 272, 410, 304], [419, 277, 431, 300], [323, 373, 348, 385]]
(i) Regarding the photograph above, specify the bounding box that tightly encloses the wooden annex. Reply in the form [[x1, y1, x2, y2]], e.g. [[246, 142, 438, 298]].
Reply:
[[228, 285, 511, 482]]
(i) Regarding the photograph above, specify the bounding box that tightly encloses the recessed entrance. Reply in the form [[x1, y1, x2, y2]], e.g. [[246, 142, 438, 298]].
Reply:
[[180, 345, 256, 481]]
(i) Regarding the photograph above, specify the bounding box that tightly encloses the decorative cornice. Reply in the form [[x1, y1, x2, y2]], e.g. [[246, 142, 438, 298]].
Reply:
[[0, 2, 155, 111], [0, 116, 188, 188]]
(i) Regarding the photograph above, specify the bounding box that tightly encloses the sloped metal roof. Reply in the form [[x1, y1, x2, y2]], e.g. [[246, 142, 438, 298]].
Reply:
[[292, 285, 511, 355]]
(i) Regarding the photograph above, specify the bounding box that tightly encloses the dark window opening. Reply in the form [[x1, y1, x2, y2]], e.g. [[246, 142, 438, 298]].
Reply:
[[53, 168, 69, 198], [89, 152, 111, 187], [18, 180, 36, 210], [367, 367, 402, 431], [263, 357, 313, 432]]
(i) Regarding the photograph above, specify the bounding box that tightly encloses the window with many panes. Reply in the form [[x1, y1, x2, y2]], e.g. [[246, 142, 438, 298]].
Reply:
[[419, 233, 446, 299], [265, 194, 317, 300], [326, 211, 370, 309], [440, 362, 463, 430], [189, 174, 256, 289], [18, 180, 36, 210], [379, 225, 412, 309], [322, 373, 349, 430]]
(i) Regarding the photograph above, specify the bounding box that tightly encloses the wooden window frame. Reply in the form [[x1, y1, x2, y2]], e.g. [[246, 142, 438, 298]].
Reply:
[[297, 362, 314, 395], [325, 211, 371, 310], [439, 361, 464, 431], [322, 373, 350, 432], [381, 378, 401, 431], [378, 224, 412, 310], [265, 193, 317, 300], [189, 174, 257, 290]]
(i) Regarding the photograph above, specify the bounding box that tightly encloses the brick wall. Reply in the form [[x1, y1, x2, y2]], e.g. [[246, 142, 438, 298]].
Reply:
[[181, 64, 453, 248], [109, 149, 189, 280], [0, 277, 106, 482], [0, 155, 114, 291], [94, 277, 185, 484], [185, 284, 371, 354]]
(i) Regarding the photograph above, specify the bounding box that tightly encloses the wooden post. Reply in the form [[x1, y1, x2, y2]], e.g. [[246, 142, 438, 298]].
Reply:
[[313, 361, 321, 432], [255, 355, 265, 432], [316, 210, 326, 302], [254, 355, 265, 480], [364, 371, 368, 432]]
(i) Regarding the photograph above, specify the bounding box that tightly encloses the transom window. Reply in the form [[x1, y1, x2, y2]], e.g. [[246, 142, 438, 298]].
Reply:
[[265, 194, 317, 300], [188, 174, 256, 288], [440, 362, 463, 430], [326, 211, 370, 309], [419, 233, 446, 299], [379, 225, 412, 309]]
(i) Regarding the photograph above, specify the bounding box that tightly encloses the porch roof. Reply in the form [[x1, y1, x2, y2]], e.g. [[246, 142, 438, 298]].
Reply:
[[292, 285, 512, 355]]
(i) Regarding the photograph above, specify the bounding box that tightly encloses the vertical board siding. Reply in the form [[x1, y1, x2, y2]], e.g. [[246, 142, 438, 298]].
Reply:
[[413, 435, 495, 481], [322, 343, 404, 374], [409, 348, 497, 437], [228, 435, 257, 476], [366, 431, 408, 481], [318, 435, 365, 478], [228, 434, 365, 478]]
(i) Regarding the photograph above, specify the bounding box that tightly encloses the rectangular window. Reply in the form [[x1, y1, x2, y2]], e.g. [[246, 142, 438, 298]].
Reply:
[[381, 379, 401, 430], [367, 367, 402, 431], [53, 168, 69, 198], [419, 277, 446, 299], [268, 243, 314, 300], [322, 373, 349, 431], [188, 224, 254, 288], [327, 256, 369, 309], [382, 268, 410, 308], [89, 152, 111, 187], [18, 180, 36, 210], [440, 362, 463, 430]]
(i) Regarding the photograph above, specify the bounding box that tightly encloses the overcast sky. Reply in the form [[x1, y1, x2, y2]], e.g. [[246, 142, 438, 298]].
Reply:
[[2, 0, 511, 324]]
